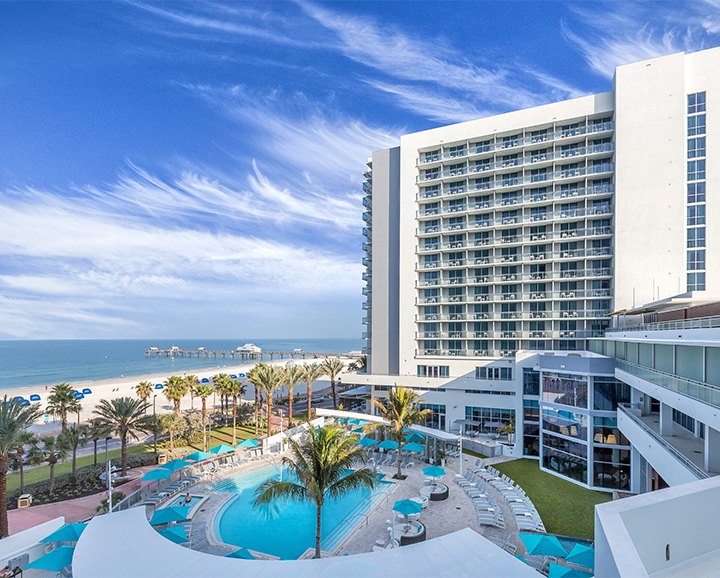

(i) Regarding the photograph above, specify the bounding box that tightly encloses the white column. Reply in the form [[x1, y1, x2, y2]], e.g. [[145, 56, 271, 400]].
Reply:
[[659, 402, 674, 436], [704, 426, 720, 473]]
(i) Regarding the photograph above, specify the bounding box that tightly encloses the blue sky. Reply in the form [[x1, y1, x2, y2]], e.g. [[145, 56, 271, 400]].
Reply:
[[1, 1, 719, 340]]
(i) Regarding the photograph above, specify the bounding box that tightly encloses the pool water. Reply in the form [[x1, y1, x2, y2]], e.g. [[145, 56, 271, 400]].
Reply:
[[210, 464, 392, 559]]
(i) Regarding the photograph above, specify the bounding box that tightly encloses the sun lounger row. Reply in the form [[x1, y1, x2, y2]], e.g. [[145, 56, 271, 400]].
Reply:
[[454, 474, 505, 529], [476, 466, 545, 532]]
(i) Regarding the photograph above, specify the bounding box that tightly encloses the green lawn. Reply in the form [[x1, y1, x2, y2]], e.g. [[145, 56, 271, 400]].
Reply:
[[493, 459, 611, 539]]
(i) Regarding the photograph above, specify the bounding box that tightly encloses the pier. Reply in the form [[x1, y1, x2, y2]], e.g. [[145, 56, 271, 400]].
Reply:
[[144, 349, 362, 361]]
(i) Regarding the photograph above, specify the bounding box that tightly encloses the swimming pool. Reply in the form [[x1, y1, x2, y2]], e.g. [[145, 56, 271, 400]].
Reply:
[[210, 464, 393, 559]]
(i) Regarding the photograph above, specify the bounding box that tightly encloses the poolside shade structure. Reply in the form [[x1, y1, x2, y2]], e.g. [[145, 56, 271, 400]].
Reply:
[[393, 499, 422, 516], [150, 507, 189, 526], [40, 523, 87, 543], [515, 555, 528, 565], [158, 526, 188, 544], [357, 437, 378, 447], [209, 444, 236, 454], [159, 459, 193, 472], [236, 439, 260, 448], [225, 548, 255, 560], [377, 440, 399, 450], [520, 534, 568, 557], [403, 443, 425, 453], [141, 468, 173, 481], [184, 451, 214, 462], [405, 432, 426, 443], [24, 545, 74, 571], [548, 563, 593, 578], [422, 465, 446, 478], [564, 544, 595, 569]]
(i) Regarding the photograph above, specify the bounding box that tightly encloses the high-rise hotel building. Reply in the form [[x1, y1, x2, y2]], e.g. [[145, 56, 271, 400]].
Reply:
[[352, 47, 720, 493]]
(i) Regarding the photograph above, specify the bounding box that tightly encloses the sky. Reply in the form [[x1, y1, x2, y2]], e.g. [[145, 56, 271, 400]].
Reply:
[[1, 1, 719, 340]]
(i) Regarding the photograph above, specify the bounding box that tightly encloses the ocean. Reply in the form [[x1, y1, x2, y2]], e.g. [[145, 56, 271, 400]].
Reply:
[[0, 338, 364, 391]]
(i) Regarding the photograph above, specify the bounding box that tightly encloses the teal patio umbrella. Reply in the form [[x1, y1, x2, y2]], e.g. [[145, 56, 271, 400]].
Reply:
[[422, 465, 446, 477], [357, 437, 378, 447], [565, 544, 595, 569], [377, 440, 399, 450], [184, 451, 213, 461], [393, 499, 422, 516], [225, 548, 255, 559], [403, 442, 425, 452], [236, 439, 260, 448], [141, 468, 173, 481], [347, 418, 362, 425], [24, 546, 74, 571], [520, 534, 568, 557], [210, 444, 236, 454], [158, 526, 189, 544], [548, 563, 593, 578], [150, 506, 189, 526], [406, 432, 426, 443], [40, 522, 87, 543], [160, 459, 193, 472]]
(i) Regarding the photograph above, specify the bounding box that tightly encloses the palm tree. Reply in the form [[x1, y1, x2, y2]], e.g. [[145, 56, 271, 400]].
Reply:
[[194, 384, 214, 452], [87, 418, 111, 466], [9, 430, 38, 496], [246, 367, 262, 435], [37, 435, 69, 496], [160, 413, 184, 452], [93, 397, 151, 476], [284, 363, 303, 428], [254, 425, 376, 558], [254, 364, 286, 437], [229, 379, 247, 445], [163, 376, 187, 416], [321, 358, 345, 409], [134, 381, 154, 413], [59, 424, 89, 487], [185, 375, 199, 410], [0, 400, 42, 537], [301, 363, 325, 421], [372, 386, 431, 480], [212, 374, 232, 425], [46, 383, 81, 431]]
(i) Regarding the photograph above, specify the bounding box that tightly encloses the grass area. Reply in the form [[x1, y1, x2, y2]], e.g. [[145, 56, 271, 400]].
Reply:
[[493, 459, 611, 539]]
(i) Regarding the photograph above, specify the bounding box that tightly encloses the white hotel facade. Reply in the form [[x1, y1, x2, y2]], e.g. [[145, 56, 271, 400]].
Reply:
[[353, 47, 720, 495]]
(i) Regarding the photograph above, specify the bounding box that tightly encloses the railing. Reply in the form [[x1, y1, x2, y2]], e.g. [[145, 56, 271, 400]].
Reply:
[[616, 360, 720, 409], [607, 315, 720, 333], [417, 183, 613, 202], [618, 404, 709, 480], [417, 163, 614, 185]]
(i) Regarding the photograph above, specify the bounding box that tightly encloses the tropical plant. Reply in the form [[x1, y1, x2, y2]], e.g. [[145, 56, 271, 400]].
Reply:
[[358, 355, 367, 369], [253, 425, 376, 558], [194, 383, 214, 452], [321, 358, 345, 409], [185, 375, 199, 410], [253, 364, 286, 437], [371, 386, 431, 480], [93, 397, 152, 476], [146, 414, 162, 457], [46, 383, 81, 431], [96, 490, 125, 514], [8, 430, 38, 496], [229, 378, 248, 445], [160, 413, 184, 452], [284, 363, 304, 428], [0, 400, 42, 537], [301, 363, 325, 421], [87, 418, 112, 466], [212, 374, 233, 426], [36, 435, 69, 496], [59, 424, 89, 487], [163, 376, 188, 416], [134, 381, 154, 413]]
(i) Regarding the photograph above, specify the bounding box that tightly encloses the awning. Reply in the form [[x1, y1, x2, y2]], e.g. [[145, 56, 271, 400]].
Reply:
[[24, 545, 74, 571]]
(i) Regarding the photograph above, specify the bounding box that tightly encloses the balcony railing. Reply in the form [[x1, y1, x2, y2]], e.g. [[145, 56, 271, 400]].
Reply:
[[618, 404, 709, 480], [417, 163, 614, 185], [417, 183, 613, 203], [606, 315, 720, 333]]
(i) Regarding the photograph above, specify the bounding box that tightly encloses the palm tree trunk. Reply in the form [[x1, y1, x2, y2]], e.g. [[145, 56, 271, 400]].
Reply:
[[0, 454, 10, 538], [190, 389, 193, 410], [93, 439, 98, 466], [315, 504, 322, 559], [331, 377, 337, 409], [49, 463, 56, 494], [307, 382, 312, 422], [61, 412, 67, 431], [175, 399, 181, 417], [169, 428, 174, 452], [71, 447, 78, 487], [267, 395, 273, 437], [232, 395, 237, 446], [288, 390, 294, 428], [19, 454, 24, 495], [144, 395, 148, 414], [397, 441, 403, 479], [202, 399, 207, 452], [254, 387, 259, 435], [121, 436, 128, 477]]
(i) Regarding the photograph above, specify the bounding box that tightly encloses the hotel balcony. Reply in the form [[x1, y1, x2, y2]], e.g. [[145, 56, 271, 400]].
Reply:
[[416, 183, 613, 203]]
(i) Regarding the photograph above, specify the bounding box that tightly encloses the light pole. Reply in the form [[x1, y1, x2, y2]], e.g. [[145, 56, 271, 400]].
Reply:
[[458, 433, 463, 477], [105, 435, 113, 513], [153, 395, 158, 456]]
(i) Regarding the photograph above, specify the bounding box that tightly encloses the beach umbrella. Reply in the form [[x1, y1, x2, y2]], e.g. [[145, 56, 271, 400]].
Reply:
[[159, 459, 193, 472], [357, 437, 378, 447], [30, 394, 41, 402], [150, 506, 189, 526], [24, 546, 74, 571], [565, 544, 595, 569], [155, 383, 163, 389], [230, 374, 237, 379], [82, 388, 92, 395], [520, 534, 568, 557], [422, 465, 446, 478], [184, 451, 213, 461], [141, 468, 173, 481], [548, 563, 593, 578], [377, 440, 399, 450], [40, 523, 87, 543], [405, 432, 426, 443], [73, 392, 84, 400], [236, 439, 260, 448], [225, 548, 255, 560], [158, 526, 188, 544], [392, 499, 422, 516], [210, 444, 236, 454], [403, 442, 425, 453]]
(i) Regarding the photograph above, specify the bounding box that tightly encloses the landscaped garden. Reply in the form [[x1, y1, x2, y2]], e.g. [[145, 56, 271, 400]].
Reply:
[[494, 458, 611, 539]]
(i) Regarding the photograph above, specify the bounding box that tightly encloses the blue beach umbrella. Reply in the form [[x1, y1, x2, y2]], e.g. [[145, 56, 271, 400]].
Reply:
[[73, 392, 84, 400], [405, 432, 426, 443], [548, 563, 593, 578], [230, 374, 237, 379], [158, 526, 189, 544], [159, 459, 193, 472], [225, 548, 255, 560], [393, 499, 422, 516], [347, 418, 362, 425], [520, 534, 568, 557], [565, 544, 595, 569], [40, 523, 87, 543], [422, 465, 446, 477], [24, 545, 74, 571], [210, 444, 236, 454], [403, 442, 425, 453], [357, 437, 378, 447], [141, 468, 172, 482], [184, 451, 213, 461], [155, 383, 163, 389], [82, 388, 92, 395], [201, 378, 210, 383], [150, 506, 189, 526], [377, 440, 399, 450], [29, 394, 41, 402], [236, 439, 260, 448]]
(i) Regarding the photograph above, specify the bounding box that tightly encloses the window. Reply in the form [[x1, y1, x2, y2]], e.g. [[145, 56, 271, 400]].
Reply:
[[542, 372, 588, 408], [420, 403, 446, 430], [523, 368, 540, 396], [476, 366, 513, 380], [688, 272, 706, 291], [688, 227, 706, 248], [688, 92, 706, 114], [673, 408, 695, 433], [687, 250, 706, 270], [688, 114, 706, 136], [417, 365, 449, 378], [687, 182, 706, 204], [688, 137, 706, 159], [687, 159, 706, 181], [687, 205, 706, 226]]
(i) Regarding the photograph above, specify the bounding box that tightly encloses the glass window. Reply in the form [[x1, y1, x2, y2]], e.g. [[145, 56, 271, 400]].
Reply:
[[542, 408, 588, 439], [420, 403, 446, 430], [687, 227, 706, 248], [542, 372, 588, 408], [687, 205, 706, 226], [464, 407, 515, 434], [688, 137, 706, 159], [593, 379, 631, 411], [687, 182, 706, 204], [523, 368, 540, 396], [688, 114, 706, 136], [523, 399, 540, 421], [688, 92, 706, 114], [688, 272, 706, 292], [593, 417, 630, 446], [687, 250, 706, 271], [687, 159, 706, 181], [542, 433, 588, 484]]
